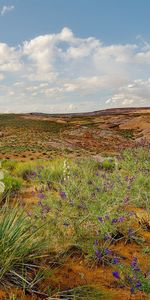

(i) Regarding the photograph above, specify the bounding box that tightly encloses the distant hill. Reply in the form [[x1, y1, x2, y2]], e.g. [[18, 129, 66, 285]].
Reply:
[[29, 107, 150, 118]]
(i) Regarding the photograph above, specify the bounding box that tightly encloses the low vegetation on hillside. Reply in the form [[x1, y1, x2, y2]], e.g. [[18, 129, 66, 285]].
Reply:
[[0, 109, 149, 161]]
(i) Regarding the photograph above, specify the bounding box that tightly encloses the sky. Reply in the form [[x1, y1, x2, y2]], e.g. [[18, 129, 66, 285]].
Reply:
[[0, 0, 150, 113]]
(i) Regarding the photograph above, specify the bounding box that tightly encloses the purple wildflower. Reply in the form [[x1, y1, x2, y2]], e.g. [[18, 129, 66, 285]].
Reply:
[[134, 265, 141, 272], [95, 250, 102, 260], [94, 240, 99, 246], [146, 271, 150, 277], [129, 211, 135, 216], [104, 234, 111, 241], [128, 228, 133, 237], [130, 287, 135, 294], [113, 257, 119, 265], [124, 196, 129, 204], [38, 193, 45, 199], [105, 248, 112, 255], [131, 257, 141, 272], [31, 171, 37, 177], [112, 218, 118, 224], [136, 281, 142, 289], [131, 257, 138, 267], [98, 216, 103, 223], [60, 191, 66, 199], [112, 271, 120, 279], [127, 276, 133, 284], [118, 216, 125, 222]]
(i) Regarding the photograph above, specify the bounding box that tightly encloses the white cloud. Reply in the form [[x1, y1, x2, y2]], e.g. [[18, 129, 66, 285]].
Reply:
[[106, 79, 150, 107], [0, 73, 4, 80], [0, 42, 22, 72], [0, 27, 150, 113], [0, 5, 14, 16]]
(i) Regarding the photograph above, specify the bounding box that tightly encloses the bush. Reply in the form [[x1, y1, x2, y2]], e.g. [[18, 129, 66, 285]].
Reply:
[[100, 158, 116, 170], [3, 174, 22, 193], [0, 204, 48, 288]]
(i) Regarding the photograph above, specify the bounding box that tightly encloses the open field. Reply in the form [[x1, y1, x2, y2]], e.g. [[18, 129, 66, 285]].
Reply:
[[0, 108, 150, 299], [0, 107, 150, 160]]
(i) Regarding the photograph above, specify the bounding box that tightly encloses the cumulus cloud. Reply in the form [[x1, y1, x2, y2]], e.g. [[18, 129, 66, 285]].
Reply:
[[0, 27, 150, 113], [0, 43, 22, 72], [0, 5, 14, 16], [0, 74, 4, 80], [105, 79, 150, 107]]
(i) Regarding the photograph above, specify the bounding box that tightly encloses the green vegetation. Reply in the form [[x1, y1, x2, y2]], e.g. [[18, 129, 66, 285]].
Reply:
[[0, 205, 47, 286], [0, 146, 149, 298], [120, 129, 134, 139]]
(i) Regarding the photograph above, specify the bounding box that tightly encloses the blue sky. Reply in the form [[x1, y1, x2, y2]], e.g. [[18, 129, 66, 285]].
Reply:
[[0, 0, 150, 113]]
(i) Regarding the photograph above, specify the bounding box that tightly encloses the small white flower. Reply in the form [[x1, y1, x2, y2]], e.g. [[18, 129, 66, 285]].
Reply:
[[0, 170, 4, 180], [63, 159, 70, 181], [0, 161, 5, 193], [0, 181, 5, 193]]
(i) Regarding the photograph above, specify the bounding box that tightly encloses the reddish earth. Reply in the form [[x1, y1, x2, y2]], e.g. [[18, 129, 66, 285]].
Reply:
[[10, 185, 150, 300], [0, 107, 150, 160], [42, 257, 149, 300]]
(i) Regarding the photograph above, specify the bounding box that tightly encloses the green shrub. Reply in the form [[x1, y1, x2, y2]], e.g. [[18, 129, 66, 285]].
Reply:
[[120, 129, 133, 139], [100, 158, 116, 170], [3, 174, 23, 193], [0, 204, 48, 287]]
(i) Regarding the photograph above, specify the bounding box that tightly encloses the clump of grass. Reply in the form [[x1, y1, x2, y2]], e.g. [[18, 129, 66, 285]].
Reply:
[[10, 159, 64, 183], [99, 158, 116, 171], [143, 246, 150, 254], [120, 129, 134, 139], [0, 203, 48, 292], [2, 160, 17, 172], [55, 285, 109, 300], [3, 174, 23, 194]]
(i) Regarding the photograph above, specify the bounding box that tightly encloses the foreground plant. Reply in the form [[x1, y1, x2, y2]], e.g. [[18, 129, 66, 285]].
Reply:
[[0, 147, 149, 297], [54, 285, 109, 300], [112, 257, 150, 294], [0, 203, 48, 293], [0, 161, 5, 194]]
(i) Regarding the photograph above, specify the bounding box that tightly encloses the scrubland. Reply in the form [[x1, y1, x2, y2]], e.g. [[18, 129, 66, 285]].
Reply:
[[0, 109, 150, 299]]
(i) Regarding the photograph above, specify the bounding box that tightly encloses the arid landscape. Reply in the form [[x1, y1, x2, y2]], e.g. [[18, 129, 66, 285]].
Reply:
[[0, 107, 150, 299], [0, 107, 150, 161], [1, 0, 150, 298]]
